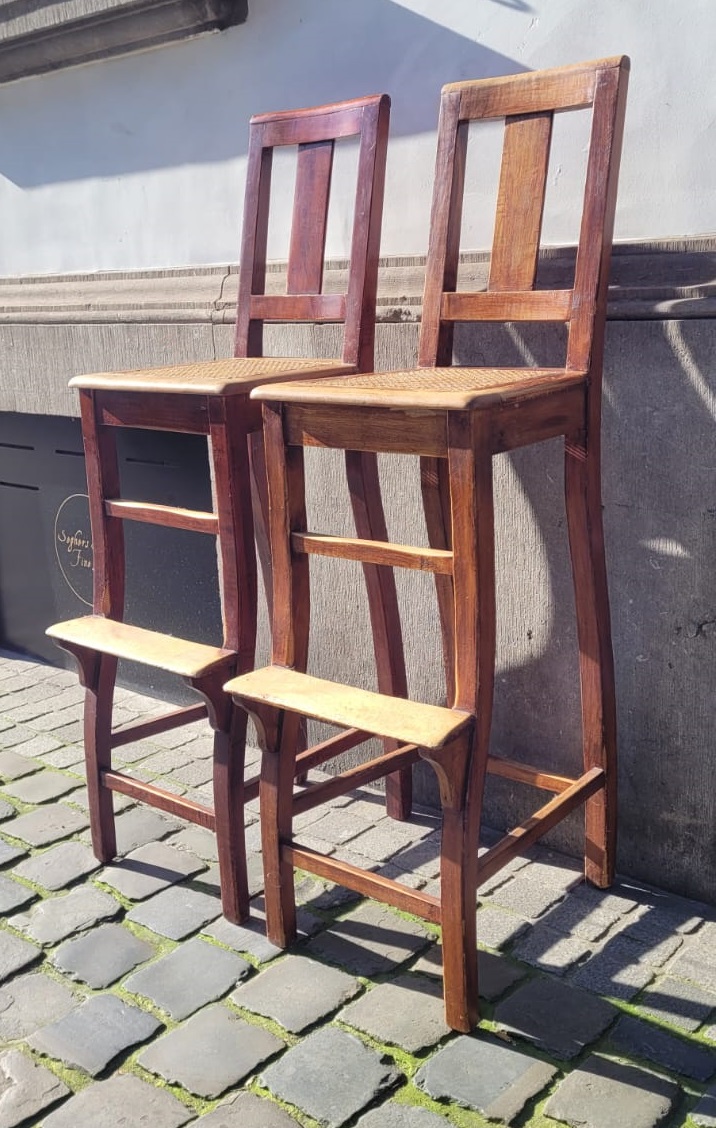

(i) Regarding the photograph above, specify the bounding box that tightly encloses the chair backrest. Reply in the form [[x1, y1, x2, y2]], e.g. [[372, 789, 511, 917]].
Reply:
[[418, 57, 629, 376], [235, 94, 391, 372]]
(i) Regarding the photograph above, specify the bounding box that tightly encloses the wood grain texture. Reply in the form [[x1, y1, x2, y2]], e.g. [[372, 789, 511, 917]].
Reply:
[[104, 499, 218, 535], [291, 531, 453, 574], [228, 665, 471, 750], [242, 57, 629, 1033], [47, 617, 234, 677]]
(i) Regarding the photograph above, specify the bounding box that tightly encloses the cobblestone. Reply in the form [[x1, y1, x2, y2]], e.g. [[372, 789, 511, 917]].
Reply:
[[29, 993, 160, 1075], [0, 972, 77, 1040], [261, 1026, 399, 1127], [341, 973, 449, 1052], [233, 953, 359, 1033], [42, 1073, 194, 1128], [125, 936, 251, 1020], [6, 803, 89, 847], [544, 1054, 678, 1128], [99, 841, 205, 900], [415, 1034, 556, 1121], [53, 922, 155, 988], [2, 769, 79, 805], [494, 975, 616, 1059], [127, 883, 222, 939], [0, 653, 714, 1128], [0, 1048, 70, 1127], [139, 1004, 284, 1098], [11, 886, 120, 945], [304, 901, 434, 977], [12, 841, 99, 891]]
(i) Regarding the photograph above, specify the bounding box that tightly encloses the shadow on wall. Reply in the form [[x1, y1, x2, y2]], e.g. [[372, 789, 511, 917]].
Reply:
[[0, 0, 527, 186], [446, 317, 716, 904]]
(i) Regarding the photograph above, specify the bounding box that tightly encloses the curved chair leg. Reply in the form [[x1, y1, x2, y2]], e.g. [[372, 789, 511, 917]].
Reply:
[[564, 435, 617, 888], [421, 455, 456, 705], [84, 654, 118, 864], [421, 729, 479, 1032], [346, 449, 411, 819]]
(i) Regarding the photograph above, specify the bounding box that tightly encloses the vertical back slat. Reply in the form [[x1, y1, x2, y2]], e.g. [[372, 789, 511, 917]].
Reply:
[[287, 140, 335, 295], [235, 127, 273, 357], [343, 96, 390, 369], [489, 111, 553, 291], [419, 91, 468, 368], [567, 61, 629, 373]]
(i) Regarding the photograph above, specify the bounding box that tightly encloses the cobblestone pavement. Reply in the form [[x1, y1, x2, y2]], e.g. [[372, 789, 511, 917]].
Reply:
[[0, 650, 714, 1127]]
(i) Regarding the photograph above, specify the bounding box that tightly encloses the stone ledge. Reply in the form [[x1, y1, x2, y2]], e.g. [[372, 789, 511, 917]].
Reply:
[[0, 237, 714, 325], [0, 0, 247, 85]]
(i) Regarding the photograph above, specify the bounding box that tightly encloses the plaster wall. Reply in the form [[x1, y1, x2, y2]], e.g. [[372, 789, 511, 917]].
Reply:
[[0, 0, 714, 276]]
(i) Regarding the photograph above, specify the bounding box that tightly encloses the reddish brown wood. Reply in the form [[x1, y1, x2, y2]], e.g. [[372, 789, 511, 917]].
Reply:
[[490, 111, 553, 291], [292, 743, 420, 816], [110, 704, 208, 748], [103, 770, 217, 829], [103, 499, 218, 535], [285, 844, 442, 924], [47, 92, 397, 929], [234, 57, 628, 1035], [288, 139, 334, 295]]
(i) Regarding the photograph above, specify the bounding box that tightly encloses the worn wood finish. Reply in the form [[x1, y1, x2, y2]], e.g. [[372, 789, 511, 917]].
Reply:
[[103, 770, 217, 829], [47, 92, 397, 926], [292, 744, 421, 816], [292, 531, 453, 574], [110, 704, 208, 748], [234, 57, 628, 1032], [476, 767, 605, 888], [103, 500, 218, 534], [285, 844, 443, 924]]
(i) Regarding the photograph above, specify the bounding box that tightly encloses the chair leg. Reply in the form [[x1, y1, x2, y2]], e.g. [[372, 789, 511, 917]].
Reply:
[[212, 706, 250, 924], [422, 731, 479, 1032], [346, 449, 411, 820], [564, 436, 617, 888], [261, 708, 302, 948], [84, 654, 118, 863]]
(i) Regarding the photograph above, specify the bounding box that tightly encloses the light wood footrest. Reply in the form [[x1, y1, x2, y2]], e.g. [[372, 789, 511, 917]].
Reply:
[[47, 617, 234, 679], [225, 665, 471, 750]]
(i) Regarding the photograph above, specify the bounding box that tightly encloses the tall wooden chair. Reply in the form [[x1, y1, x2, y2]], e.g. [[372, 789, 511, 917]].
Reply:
[[225, 58, 629, 1027], [46, 93, 411, 925]]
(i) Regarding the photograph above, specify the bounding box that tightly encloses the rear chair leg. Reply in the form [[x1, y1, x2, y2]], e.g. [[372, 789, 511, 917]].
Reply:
[[346, 449, 412, 820], [564, 436, 617, 888]]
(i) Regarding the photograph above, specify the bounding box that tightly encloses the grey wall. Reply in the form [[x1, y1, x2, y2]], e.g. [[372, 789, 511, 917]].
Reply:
[[1, 242, 714, 903]]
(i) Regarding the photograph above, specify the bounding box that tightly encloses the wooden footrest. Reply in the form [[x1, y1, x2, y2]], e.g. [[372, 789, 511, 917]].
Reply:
[[47, 617, 234, 679], [225, 665, 471, 750]]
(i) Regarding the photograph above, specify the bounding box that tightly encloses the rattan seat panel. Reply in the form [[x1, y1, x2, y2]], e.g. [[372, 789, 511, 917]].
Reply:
[[251, 366, 585, 410], [225, 665, 471, 750], [70, 357, 355, 396], [47, 617, 235, 678]]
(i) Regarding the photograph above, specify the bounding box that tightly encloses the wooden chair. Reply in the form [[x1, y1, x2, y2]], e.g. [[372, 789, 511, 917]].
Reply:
[[46, 92, 411, 925], [225, 57, 629, 1028]]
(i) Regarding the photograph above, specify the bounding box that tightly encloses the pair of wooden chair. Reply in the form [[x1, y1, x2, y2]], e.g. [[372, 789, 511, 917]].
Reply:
[[49, 56, 629, 1031]]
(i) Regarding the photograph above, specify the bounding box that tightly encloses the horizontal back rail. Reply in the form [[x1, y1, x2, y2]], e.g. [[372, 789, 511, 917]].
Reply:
[[104, 500, 218, 535], [441, 289, 573, 323], [249, 293, 346, 323], [443, 58, 624, 120], [291, 532, 454, 574]]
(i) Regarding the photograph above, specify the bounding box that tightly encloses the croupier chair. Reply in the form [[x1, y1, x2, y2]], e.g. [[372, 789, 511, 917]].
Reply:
[[226, 57, 629, 1028], [46, 93, 411, 925]]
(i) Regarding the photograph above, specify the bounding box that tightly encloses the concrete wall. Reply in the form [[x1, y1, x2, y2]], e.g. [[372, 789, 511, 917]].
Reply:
[[0, 1, 715, 901]]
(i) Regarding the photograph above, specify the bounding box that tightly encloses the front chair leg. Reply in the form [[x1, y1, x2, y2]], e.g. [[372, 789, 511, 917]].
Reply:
[[191, 668, 249, 924], [420, 730, 478, 1032]]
